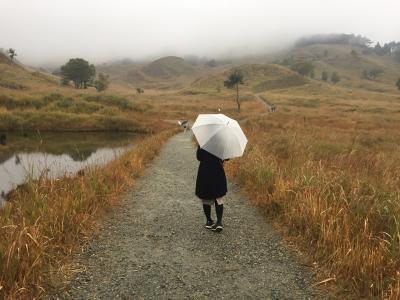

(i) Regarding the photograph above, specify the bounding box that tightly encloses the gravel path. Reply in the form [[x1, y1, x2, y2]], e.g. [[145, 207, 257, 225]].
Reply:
[[57, 132, 320, 299]]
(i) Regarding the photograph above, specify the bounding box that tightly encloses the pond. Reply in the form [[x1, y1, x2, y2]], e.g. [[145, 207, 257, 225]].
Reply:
[[0, 131, 141, 206]]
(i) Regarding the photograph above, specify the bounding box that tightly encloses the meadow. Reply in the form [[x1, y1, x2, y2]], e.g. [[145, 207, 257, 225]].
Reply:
[[225, 80, 400, 298], [0, 65, 254, 298], [1, 44, 400, 298]]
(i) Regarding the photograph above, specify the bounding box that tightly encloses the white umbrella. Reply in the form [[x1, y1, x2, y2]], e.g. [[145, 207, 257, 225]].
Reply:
[[191, 114, 247, 160]]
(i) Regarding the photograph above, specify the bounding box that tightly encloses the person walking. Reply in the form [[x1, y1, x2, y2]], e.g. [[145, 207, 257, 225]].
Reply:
[[195, 145, 227, 232]]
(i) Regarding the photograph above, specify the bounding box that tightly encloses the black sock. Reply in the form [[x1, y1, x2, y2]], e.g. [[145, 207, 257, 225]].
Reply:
[[203, 204, 212, 221], [214, 200, 224, 223]]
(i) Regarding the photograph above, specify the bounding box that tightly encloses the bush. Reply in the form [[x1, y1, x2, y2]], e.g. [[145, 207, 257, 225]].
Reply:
[[321, 71, 328, 81], [331, 72, 340, 84], [290, 61, 314, 77]]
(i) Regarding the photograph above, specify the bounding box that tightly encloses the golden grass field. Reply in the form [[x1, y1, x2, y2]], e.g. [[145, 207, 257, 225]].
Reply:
[[1, 45, 400, 298]]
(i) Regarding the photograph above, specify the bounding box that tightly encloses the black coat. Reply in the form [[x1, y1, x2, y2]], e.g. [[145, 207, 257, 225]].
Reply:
[[195, 146, 227, 200]]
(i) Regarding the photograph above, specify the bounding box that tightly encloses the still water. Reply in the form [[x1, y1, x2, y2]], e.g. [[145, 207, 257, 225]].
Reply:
[[0, 131, 141, 205]]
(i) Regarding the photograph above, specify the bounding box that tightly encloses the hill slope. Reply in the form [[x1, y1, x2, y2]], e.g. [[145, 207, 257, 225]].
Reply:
[[0, 52, 59, 91], [277, 44, 400, 93], [141, 56, 196, 78], [191, 63, 309, 93], [97, 56, 200, 88]]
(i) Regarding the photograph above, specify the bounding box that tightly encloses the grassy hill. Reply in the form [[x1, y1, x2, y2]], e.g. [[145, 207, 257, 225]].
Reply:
[[191, 63, 309, 95], [0, 53, 162, 132], [277, 43, 400, 93], [97, 56, 200, 89], [0, 52, 59, 91], [142, 56, 195, 78], [2, 40, 400, 298]]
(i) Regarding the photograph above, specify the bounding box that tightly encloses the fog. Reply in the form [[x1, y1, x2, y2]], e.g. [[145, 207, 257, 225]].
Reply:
[[1, 0, 399, 66]]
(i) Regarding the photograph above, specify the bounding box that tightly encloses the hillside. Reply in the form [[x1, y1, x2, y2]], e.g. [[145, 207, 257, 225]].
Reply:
[[191, 63, 309, 93], [0, 52, 59, 91], [97, 56, 201, 89], [142, 56, 195, 78], [277, 43, 400, 93]]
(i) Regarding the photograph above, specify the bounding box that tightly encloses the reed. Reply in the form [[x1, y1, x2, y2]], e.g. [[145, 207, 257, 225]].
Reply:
[[0, 129, 176, 299]]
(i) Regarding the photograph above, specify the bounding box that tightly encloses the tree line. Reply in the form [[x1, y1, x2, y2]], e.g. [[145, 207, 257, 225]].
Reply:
[[295, 33, 400, 62]]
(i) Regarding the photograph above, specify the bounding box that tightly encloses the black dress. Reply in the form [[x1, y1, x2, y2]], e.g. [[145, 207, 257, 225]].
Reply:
[[195, 146, 227, 200]]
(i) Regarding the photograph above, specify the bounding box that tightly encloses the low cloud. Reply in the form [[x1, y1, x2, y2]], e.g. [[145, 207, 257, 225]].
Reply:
[[1, 0, 399, 66]]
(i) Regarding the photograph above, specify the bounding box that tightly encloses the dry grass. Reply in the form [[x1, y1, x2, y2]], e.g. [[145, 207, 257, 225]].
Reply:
[[2, 51, 400, 299], [0, 73, 263, 297], [0, 129, 176, 299], [225, 83, 400, 298]]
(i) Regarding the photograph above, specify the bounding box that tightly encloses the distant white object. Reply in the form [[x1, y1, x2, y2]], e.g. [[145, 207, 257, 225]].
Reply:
[[218, 108, 221, 112], [191, 114, 247, 160], [178, 119, 189, 132]]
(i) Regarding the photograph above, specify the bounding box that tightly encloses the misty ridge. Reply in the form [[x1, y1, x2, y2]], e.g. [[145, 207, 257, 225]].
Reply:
[[2, 33, 400, 72]]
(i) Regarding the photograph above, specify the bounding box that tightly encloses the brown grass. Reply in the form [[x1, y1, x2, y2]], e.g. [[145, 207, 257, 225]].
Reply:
[[0, 129, 177, 299], [225, 84, 400, 298], [2, 53, 400, 299]]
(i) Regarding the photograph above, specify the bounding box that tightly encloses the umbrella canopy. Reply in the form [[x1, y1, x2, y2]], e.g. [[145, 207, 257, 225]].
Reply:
[[191, 114, 247, 160]]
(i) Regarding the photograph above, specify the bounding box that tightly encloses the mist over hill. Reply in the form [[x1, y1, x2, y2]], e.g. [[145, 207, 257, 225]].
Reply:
[[2, 32, 400, 94]]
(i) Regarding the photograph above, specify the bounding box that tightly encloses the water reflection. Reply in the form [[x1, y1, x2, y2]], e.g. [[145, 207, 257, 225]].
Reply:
[[0, 132, 140, 205]]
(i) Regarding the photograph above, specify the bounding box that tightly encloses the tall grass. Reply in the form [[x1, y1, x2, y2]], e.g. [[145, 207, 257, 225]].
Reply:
[[0, 93, 155, 132], [226, 118, 400, 298], [0, 129, 176, 299]]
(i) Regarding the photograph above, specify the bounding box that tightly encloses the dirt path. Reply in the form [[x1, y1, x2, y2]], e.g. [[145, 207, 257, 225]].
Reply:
[[57, 132, 320, 299], [255, 93, 276, 112]]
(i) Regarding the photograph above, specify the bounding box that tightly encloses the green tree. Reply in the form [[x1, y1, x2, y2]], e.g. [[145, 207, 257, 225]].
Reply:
[[350, 49, 359, 58], [8, 48, 17, 60], [361, 68, 384, 80], [361, 70, 369, 79], [369, 68, 384, 80], [136, 88, 144, 94], [290, 61, 314, 77], [331, 72, 340, 84], [60, 58, 96, 89], [321, 71, 328, 81], [396, 78, 400, 90], [95, 73, 110, 92], [224, 69, 244, 112]]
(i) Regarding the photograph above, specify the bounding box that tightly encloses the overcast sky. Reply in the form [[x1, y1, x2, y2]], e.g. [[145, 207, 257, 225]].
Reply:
[[1, 0, 399, 66]]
